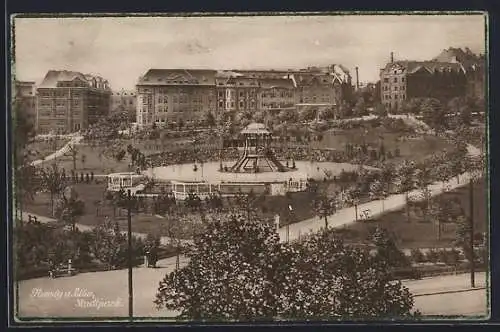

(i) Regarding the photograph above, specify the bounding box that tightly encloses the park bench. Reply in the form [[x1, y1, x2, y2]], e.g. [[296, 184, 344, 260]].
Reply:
[[48, 260, 78, 278]]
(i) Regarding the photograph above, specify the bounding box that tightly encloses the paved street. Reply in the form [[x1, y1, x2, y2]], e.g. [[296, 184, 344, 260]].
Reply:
[[17, 251, 488, 320]]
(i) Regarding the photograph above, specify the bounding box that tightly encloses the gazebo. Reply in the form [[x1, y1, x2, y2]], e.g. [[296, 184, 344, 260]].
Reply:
[[228, 123, 288, 173]]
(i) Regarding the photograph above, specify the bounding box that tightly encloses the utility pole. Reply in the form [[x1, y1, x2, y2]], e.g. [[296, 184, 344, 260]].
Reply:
[[469, 179, 475, 288], [127, 189, 133, 320]]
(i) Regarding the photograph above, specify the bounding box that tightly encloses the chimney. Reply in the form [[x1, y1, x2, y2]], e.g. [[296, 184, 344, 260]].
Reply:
[[390, 52, 394, 63], [355, 66, 359, 90]]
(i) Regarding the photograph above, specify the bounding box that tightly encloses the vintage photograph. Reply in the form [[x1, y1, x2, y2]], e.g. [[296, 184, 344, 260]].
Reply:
[[11, 13, 488, 322]]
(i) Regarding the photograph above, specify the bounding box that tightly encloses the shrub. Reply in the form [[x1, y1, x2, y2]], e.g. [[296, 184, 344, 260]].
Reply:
[[425, 249, 439, 263], [410, 248, 425, 263]]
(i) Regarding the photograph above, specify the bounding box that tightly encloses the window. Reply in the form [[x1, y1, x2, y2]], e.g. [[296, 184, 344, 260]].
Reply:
[[393, 77, 398, 83], [402, 77, 405, 82], [219, 101, 224, 108], [239, 101, 244, 108], [383, 78, 389, 83], [394, 86, 398, 91], [394, 95, 398, 99]]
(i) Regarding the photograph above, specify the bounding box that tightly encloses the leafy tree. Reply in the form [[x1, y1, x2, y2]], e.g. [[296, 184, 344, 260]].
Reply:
[[455, 215, 473, 263], [55, 187, 86, 232], [372, 227, 411, 270], [155, 214, 281, 320], [68, 144, 79, 172], [205, 112, 216, 128], [353, 97, 366, 117], [154, 215, 417, 321], [298, 107, 317, 122], [380, 163, 396, 196], [369, 179, 387, 212], [421, 98, 446, 134], [396, 160, 416, 222], [40, 164, 68, 217], [114, 149, 126, 163], [312, 192, 337, 229], [90, 218, 144, 270], [374, 103, 388, 118], [15, 159, 39, 222], [280, 229, 416, 320]]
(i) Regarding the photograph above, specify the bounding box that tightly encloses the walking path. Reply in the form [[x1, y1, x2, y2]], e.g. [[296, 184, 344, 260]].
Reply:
[[25, 117, 482, 247], [30, 135, 84, 167], [277, 143, 481, 242]]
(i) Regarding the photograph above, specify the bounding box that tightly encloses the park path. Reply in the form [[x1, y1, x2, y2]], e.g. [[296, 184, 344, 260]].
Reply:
[[30, 135, 84, 167], [20, 213, 190, 247], [24, 117, 482, 247], [276, 143, 481, 242], [23, 142, 481, 247]]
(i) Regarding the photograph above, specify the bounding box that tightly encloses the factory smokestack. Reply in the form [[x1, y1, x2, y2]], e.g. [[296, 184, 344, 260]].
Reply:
[[391, 52, 394, 63], [355, 66, 359, 90]]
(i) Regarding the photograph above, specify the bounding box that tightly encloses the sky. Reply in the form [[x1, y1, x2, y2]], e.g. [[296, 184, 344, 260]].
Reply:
[[13, 14, 486, 90]]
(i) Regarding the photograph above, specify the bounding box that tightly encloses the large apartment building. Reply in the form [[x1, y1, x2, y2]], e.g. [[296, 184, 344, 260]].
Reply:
[[136, 69, 217, 127], [380, 48, 485, 110], [135, 65, 353, 128], [36, 70, 111, 134]]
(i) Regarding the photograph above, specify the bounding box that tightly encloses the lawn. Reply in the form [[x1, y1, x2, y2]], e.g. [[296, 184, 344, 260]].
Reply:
[[312, 128, 454, 162], [24, 182, 167, 233], [342, 179, 488, 249], [50, 144, 130, 174]]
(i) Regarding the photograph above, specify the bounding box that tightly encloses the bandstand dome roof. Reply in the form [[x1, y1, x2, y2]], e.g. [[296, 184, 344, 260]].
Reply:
[[240, 122, 271, 135]]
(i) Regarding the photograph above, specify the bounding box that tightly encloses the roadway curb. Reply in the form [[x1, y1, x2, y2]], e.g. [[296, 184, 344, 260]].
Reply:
[[413, 286, 486, 297]]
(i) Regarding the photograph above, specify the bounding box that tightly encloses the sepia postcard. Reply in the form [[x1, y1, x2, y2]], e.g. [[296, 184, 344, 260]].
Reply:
[[9, 12, 489, 325]]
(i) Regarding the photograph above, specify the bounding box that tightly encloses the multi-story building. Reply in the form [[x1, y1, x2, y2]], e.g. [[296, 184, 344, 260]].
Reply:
[[110, 89, 137, 116], [432, 47, 485, 100], [136, 69, 217, 127], [259, 78, 297, 111], [36, 70, 111, 134], [380, 49, 485, 110], [136, 65, 353, 128], [215, 72, 260, 115], [14, 81, 36, 127]]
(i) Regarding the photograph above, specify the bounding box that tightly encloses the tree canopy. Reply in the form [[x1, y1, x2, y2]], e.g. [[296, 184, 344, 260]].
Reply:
[[155, 214, 416, 321]]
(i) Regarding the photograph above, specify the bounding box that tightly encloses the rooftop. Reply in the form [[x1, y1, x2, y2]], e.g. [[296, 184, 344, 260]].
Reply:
[[38, 70, 110, 89], [138, 69, 217, 86], [383, 61, 465, 75], [240, 122, 272, 135]]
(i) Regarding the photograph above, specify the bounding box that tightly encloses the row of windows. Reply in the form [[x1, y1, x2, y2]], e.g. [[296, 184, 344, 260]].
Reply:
[[383, 77, 406, 83], [383, 94, 406, 100], [383, 85, 406, 91], [261, 91, 295, 98]]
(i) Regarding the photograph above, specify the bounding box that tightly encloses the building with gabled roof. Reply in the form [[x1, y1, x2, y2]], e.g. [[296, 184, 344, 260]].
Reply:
[[380, 53, 468, 110], [36, 70, 111, 134], [380, 48, 485, 110]]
